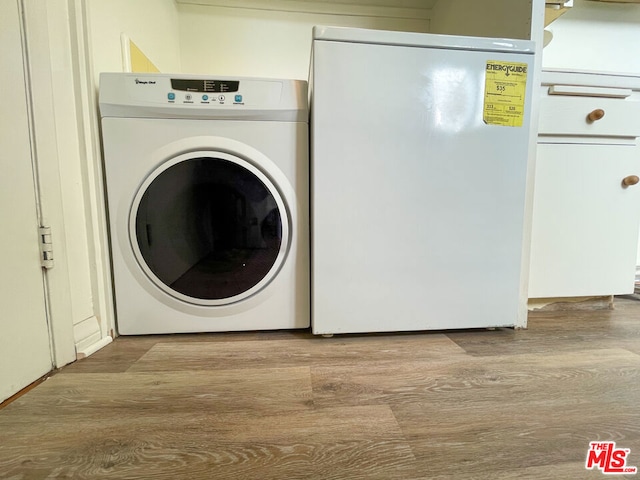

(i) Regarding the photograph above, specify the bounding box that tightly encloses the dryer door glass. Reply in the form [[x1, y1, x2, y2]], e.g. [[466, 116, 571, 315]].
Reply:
[[134, 156, 285, 303]]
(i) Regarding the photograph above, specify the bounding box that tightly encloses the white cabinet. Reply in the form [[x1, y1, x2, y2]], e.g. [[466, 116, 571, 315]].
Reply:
[[529, 70, 640, 298]]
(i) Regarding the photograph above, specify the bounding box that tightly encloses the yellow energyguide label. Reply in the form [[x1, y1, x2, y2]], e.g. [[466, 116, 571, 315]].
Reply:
[[483, 60, 528, 127]]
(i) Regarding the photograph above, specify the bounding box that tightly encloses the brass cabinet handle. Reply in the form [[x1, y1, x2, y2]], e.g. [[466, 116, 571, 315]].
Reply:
[[622, 175, 639, 188], [587, 109, 605, 123]]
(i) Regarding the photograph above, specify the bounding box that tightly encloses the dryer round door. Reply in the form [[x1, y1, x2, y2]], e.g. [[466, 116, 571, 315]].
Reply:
[[129, 151, 290, 306]]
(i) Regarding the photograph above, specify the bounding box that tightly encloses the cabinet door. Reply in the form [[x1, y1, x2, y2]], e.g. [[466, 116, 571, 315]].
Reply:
[[529, 142, 640, 298]]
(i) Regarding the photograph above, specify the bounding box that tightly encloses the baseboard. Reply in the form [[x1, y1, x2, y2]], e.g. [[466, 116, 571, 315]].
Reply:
[[76, 336, 113, 360], [527, 295, 614, 312], [74, 316, 113, 360]]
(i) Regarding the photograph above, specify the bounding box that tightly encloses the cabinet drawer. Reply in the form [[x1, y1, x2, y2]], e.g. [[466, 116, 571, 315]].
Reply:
[[538, 89, 640, 138]]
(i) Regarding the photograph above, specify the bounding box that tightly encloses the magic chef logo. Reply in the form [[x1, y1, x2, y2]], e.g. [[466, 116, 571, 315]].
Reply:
[[486, 63, 527, 77], [134, 78, 156, 85]]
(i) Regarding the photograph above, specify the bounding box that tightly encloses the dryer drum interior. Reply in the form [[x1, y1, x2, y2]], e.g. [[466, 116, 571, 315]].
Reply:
[[131, 155, 287, 304]]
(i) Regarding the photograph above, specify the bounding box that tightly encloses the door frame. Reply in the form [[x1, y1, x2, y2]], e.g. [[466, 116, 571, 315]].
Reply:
[[67, 0, 117, 349], [21, 0, 115, 367]]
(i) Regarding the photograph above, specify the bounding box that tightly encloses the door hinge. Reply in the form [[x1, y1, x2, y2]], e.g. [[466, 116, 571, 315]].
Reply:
[[39, 226, 54, 269]]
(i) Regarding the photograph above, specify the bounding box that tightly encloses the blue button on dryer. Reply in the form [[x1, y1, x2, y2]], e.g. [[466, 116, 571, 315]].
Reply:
[[202, 95, 209, 101], [167, 92, 175, 100], [235, 95, 243, 102]]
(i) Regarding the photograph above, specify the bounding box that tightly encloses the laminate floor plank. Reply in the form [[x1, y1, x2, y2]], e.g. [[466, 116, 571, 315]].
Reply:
[[127, 334, 466, 373], [392, 400, 640, 478], [0, 405, 420, 480], [425, 462, 633, 480], [62, 331, 271, 373], [61, 336, 164, 373], [2, 367, 313, 417], [62, 331, 315, 374], [312, 347, 640, 407]]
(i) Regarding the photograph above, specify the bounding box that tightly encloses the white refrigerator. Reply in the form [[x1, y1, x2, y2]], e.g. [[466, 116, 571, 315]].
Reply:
[[310, 26, 538, 335]]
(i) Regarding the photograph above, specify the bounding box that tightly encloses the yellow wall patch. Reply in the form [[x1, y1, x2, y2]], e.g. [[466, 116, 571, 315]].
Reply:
[[483, 61, 528, 127], [130, 39, 160, 74]]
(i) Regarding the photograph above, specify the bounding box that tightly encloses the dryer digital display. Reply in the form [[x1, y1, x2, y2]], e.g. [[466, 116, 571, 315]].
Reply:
[[171, 79, 240, 93]]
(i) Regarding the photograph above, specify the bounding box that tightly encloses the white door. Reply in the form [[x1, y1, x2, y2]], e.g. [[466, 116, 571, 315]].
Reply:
[[0, 0, 53, 402]]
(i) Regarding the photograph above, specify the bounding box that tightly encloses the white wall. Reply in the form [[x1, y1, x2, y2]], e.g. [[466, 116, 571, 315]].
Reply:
[[177, 4, 428, 80], [543, 0, 640, 75], [88, 0, 182, 80]]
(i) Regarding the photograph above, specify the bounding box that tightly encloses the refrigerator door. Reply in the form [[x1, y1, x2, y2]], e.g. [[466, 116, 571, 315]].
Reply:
[[311, 36, 535, 334]]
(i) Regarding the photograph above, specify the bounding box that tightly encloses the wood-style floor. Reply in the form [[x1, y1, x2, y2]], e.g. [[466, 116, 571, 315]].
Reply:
[[2, 298, 640, 479]]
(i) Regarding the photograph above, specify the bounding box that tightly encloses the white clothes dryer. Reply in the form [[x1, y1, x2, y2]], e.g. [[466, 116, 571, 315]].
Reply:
[[99, 73, 309, 334]]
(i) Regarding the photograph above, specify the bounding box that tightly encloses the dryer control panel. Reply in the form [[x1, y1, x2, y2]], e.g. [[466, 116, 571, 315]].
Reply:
[[99, 73, 308, 121], [167, 78, 243, 106], [128, 76, 269, 106]]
